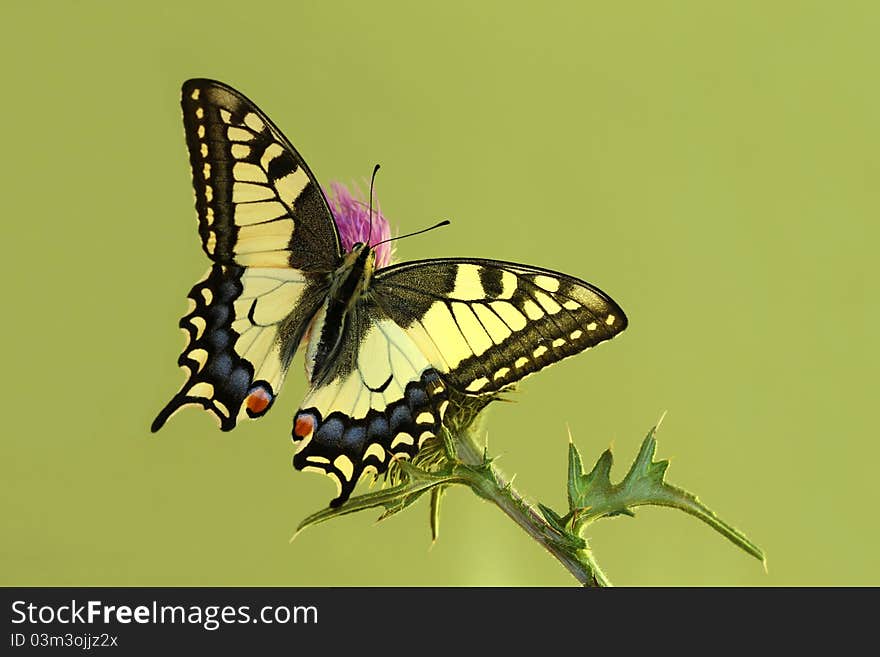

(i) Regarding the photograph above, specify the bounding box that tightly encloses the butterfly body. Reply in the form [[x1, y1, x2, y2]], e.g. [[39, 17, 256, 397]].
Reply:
[[154, 79, 628, 507], [309, 243, 376, 386]]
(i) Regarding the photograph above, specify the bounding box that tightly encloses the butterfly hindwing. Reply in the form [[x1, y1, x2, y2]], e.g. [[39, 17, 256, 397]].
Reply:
[[181, 79, 341, 271], [372, 258, 628, 395], [152, 264, 327, 432], [291, 307, 450, 506]]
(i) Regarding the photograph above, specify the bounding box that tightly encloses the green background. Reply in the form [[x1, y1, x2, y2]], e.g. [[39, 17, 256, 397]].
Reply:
[[2, 1, 877, 586]]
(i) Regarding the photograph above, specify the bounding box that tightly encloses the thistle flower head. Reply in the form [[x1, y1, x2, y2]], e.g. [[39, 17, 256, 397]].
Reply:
[[324, 181, 394, 268]]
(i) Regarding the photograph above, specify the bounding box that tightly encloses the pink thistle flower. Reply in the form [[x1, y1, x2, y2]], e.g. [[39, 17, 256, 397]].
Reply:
[[324, 181, 394, 268]]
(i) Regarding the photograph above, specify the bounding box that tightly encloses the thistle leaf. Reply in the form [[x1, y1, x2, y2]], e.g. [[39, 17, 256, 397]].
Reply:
[[430, 485, 446, 543], [566, 425, 765, 564], [538, 503, 568, 535], [294, 462, 464, 539]]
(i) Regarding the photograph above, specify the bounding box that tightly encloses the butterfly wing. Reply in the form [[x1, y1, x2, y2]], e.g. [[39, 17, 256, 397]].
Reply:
[[372, 258, 628, 394], [180, 78, 341, 270], [291, 301, 450, 506], [291, 258, 626, 506], [152, 79, 340, 432]]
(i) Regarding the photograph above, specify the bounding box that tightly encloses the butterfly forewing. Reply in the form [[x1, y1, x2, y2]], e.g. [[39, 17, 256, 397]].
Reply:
[[181, 79, 341, 271], [372, 258, 628, 395]]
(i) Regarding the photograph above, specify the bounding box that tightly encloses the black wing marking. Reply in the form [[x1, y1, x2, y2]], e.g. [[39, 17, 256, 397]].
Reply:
[[152, 264, 327, 432], [181, 79, 342, 272], [371, 258, 628, 395]]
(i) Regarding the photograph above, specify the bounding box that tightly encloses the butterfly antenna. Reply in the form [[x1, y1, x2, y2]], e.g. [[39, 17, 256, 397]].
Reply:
[[374, 220, 451, 247], [367, 163, 380, 246]]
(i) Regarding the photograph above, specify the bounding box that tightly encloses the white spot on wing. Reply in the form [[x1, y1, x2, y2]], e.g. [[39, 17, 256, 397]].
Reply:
[[214, 400, 230, 418], [365, 443, 386, 462], [334, 455, 354, 481], [227, 126, 253, 142], [534, 275, 560, 292], [231, 143, 251, 159], [494, 367, 510, 380], [189, 348, 208, 372], [188, 381, 214, 399], [466, 377, 489, 392], [391, 432, 414, 448], [191, 316, 206, 340], [244, 112, 265, 132]]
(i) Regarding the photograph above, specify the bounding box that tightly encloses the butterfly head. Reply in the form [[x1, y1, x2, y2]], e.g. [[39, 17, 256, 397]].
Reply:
[[350, 241, 376, 269]]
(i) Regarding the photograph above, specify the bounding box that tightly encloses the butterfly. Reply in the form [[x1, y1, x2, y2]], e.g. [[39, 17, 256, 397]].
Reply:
[[153, 79, 628, 507]]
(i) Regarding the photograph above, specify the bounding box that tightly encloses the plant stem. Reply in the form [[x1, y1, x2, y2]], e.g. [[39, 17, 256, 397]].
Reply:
[[453, 428, 610, 587]]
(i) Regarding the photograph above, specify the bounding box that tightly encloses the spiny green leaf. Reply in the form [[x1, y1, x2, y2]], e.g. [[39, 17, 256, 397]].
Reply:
[[430, 485, 446, 543], [567, 441, 587, 509], [538, 503, 567, 535], [567, 425, 765, 564], [293, 462, 465, 539], [535, 503, 587, 551]]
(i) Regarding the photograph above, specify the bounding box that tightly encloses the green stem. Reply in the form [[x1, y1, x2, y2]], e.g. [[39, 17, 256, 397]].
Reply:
[[452, 429, 610, 587]]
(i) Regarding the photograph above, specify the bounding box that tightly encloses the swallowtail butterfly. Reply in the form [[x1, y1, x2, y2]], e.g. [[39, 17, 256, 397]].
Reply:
[[153, 79, 628, 507]]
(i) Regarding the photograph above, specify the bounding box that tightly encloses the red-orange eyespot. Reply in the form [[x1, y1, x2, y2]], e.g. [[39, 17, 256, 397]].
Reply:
[[293, 413, 315, 440], [245, 384, 274, 418]]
